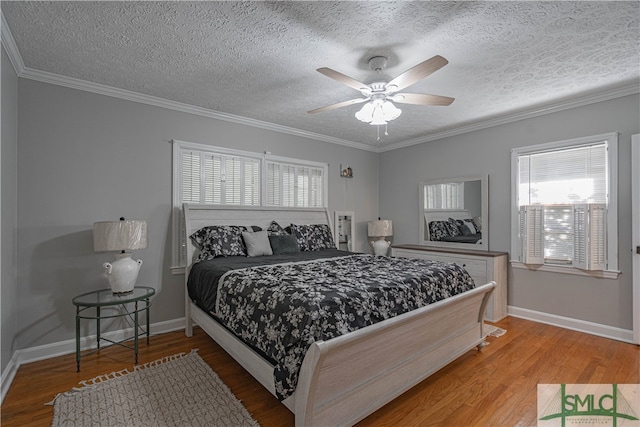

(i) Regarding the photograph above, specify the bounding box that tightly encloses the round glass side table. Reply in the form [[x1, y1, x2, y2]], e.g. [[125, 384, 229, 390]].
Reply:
[[73, 286, 155, 372]]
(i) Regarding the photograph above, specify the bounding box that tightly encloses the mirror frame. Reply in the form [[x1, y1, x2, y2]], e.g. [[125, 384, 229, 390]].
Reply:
[[418, 175, 489, 251]]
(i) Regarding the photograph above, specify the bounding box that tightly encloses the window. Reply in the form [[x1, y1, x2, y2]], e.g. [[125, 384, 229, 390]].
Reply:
[[423, 182, 464, 210], [511, 133, 618, 276], [265, 158, 325, 208], [172, 140, 328, 271], [180, 150, 261, 206]]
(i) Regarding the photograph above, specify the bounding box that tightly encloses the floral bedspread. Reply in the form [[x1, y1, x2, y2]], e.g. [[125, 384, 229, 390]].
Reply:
[[213, 254, 475, 400]]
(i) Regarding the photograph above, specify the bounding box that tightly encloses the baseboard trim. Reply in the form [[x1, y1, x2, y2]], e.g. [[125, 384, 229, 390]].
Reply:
[[0, 352, 19, 406], [508, 306, 634, 344], [3, 309, 634, 404], [0, 317, 186, 404]]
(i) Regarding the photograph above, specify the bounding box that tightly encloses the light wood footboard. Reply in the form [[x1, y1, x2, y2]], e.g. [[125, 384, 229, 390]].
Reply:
[[294, 281, 495, 427], [186, 281, 494, 426]]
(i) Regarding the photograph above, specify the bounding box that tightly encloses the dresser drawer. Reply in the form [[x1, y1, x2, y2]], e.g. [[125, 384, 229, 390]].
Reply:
[[397, 250, 487, 279], [457, 259, 487, 280], [393, 249, 441, 262]]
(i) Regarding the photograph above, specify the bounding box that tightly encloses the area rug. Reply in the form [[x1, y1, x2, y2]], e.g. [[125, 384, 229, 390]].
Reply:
[[484, 323, 507, 337], [49, 349, 259, 427]]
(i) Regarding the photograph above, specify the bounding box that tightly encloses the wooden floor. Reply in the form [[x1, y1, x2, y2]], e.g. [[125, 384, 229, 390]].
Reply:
[[2, 316, 638, 426]]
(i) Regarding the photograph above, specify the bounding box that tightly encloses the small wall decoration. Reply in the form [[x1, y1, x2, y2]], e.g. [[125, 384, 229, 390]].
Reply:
[[340, 165, 353, 178]]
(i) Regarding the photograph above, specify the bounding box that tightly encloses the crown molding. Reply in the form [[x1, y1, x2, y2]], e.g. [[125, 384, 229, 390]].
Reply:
[[1, 11, 25, 75], [379, 81, 640, 153], [18, 65, 380, 152], [2, 10, 636, 155], [0, 10, 376, 153], [0, 11, 377, 154], [14, 59, 638, 155]]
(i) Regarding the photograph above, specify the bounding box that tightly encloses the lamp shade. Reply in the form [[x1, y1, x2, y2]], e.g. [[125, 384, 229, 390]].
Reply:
[[93, 219, 148, 252], [355, 100, 402, 125], [368, 220, 393, 237]]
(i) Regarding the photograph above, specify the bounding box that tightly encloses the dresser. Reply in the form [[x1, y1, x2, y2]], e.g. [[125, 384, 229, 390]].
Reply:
[[391, 244, 508, 322]]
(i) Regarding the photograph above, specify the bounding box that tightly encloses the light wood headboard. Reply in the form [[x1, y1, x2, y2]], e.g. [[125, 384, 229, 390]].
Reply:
[[183, 203, 332, 272]]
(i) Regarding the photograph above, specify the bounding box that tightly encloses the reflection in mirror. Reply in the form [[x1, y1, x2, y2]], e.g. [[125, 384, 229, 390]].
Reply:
[[419, 175, 489, 251]]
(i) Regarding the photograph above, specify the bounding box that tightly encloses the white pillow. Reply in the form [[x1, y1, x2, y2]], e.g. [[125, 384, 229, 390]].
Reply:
[[242, 230, 273, 257], [463, 219, 477, 234]]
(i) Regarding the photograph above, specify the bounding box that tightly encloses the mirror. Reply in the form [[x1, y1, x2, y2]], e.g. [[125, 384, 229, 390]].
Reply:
[[418, 175, 489, 251], [334, 211, 354, 251]]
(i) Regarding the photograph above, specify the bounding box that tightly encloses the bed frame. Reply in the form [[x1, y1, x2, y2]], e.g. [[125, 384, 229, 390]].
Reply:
[[183, 203, 495, 427]]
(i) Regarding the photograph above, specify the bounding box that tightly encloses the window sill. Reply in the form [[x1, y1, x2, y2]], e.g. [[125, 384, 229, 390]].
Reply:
[[510, 261, 620, 279]]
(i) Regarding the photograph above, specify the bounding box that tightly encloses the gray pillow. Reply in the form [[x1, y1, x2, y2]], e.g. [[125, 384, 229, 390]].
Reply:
[[242, 231, 273, 257], [269, 235, 300, 255]]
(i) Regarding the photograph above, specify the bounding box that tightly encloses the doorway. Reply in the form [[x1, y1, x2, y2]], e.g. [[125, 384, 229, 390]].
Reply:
[[632, 134, 639, 344]]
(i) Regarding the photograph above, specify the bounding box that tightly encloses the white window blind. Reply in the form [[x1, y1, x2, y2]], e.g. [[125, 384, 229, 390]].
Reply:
[[573, 203, 606, 270], [518, 144, 607, 206], [185, 152, 260, 206], [519, 205, 544, 265], [424, 182, 464, 209], [172, 140, 328, 270], [266, 160, 325, 208], [173, 144, 261, 268], [515, 138, 611, 271], [181, 151, 201, 203]]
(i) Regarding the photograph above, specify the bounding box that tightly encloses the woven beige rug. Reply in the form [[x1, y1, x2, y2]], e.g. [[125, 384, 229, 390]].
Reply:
[[49, 349, 259, 427]]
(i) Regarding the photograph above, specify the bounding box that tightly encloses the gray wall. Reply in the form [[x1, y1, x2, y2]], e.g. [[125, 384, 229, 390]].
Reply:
[[1, 46, 19, 374], [380, 94, 640, 330], [6, 63, 638, 355], [15, 78, 379, 349]]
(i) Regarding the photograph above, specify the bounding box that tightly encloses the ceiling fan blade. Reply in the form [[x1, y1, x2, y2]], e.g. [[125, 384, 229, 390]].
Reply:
[[307, 98, 369, 114], [386, 55, 449, 93], [316, 67, 370, 93], [390, 93, 454, 106]]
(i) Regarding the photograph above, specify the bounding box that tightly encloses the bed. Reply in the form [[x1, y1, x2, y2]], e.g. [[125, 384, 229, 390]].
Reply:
[[424, 209, 483, 244], [183, 204, 495, 426]]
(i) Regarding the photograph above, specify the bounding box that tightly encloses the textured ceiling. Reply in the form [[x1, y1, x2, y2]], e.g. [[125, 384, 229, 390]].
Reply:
[[2, 1, 639, 151]]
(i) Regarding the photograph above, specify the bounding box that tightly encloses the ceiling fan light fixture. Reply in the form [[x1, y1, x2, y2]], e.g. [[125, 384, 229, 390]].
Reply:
[[355, 101, 375, 123], [381, 100, 402, 121], [355, 99, 401, 125], [370, 107, 387, 126]]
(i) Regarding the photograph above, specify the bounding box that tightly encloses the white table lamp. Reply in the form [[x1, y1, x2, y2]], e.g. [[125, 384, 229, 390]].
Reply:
[[368, 219, 393, 256], [93, 218, 148, 294]]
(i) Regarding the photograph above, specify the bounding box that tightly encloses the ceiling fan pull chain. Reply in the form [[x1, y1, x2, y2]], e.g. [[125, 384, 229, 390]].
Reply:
[[377, 125, 380, 141], [385, 123, 389, 136]]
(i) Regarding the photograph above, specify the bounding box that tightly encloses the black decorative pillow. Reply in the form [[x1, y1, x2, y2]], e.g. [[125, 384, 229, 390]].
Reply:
[[446, 218, 462, 237], [290, 223, 336, 251], [266, 221, 288, 236], [428, 221, 449, 241], [269, 235, 300, 255], [190, 225, 247, 261]]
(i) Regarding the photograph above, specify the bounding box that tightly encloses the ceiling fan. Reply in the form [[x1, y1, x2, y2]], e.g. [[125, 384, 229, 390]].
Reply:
[[308, 55, 454, 138]]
